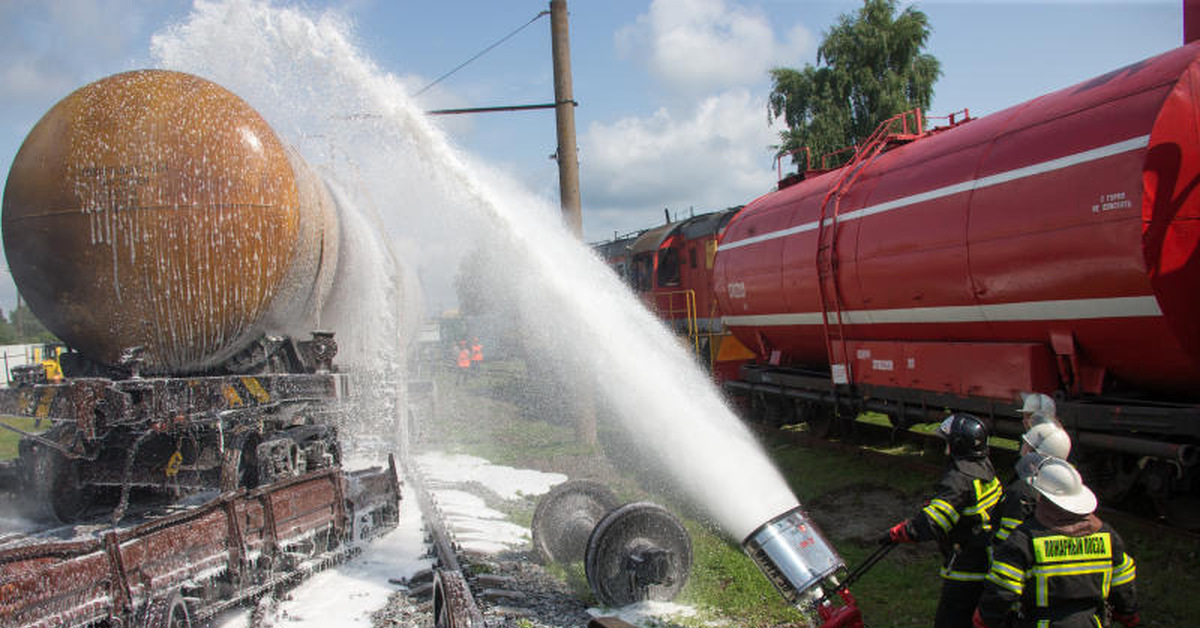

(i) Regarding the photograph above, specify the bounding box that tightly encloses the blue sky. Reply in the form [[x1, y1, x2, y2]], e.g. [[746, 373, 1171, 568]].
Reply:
[[0, 0, 1185, 313]]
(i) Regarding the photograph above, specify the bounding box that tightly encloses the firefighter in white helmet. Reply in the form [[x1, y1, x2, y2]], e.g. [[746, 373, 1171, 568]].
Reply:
[[1019, 393, 1059, 429], [881, 413, 1003, 628], [993, 423, 1073, 544], [975, 457, 1139, 628]]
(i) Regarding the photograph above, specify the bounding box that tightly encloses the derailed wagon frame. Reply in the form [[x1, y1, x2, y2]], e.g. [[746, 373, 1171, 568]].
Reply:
[[0, 335, 351, 524], [0, 456, 400, 627]]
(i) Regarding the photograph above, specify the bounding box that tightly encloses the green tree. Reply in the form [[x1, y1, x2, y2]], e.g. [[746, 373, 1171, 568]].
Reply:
[[9, 302, 55, 344], [768, 0, 940, 165], [0, 310, 15, 345]]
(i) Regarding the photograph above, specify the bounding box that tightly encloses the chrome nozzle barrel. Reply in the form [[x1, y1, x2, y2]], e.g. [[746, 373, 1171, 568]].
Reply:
[[742, 506, 847, 610]]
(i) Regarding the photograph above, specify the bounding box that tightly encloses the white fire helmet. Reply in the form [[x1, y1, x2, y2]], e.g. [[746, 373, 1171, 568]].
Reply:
[[1022, 423, 1072, 459], [1027, 457, 1097, 515], [1015, 452, 1048, 483], [1019, 392, 1057, 419]]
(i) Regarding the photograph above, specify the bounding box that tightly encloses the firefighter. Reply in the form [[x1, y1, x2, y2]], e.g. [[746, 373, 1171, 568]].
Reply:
[[455, 340, 471, 384], [975, 457, 1139, 628], [1019, 393, 1058, 429], [470, 337, 483, 372], [994, 423, 1073, 545], [881, 413, 1003, 628]]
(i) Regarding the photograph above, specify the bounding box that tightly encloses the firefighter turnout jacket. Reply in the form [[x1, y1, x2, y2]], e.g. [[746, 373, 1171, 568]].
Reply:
[[994, 480, 1039, 544], [979, 516, 1137, 627], [909, 457, 1003, 582]]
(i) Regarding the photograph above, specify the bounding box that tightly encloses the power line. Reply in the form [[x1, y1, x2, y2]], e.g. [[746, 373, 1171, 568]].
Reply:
[[414, 10, 550, 98]]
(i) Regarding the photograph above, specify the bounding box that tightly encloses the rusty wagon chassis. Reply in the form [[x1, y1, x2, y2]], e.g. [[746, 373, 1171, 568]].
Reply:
[[0, 367, 402, 626], [0, 459, 400, 626]]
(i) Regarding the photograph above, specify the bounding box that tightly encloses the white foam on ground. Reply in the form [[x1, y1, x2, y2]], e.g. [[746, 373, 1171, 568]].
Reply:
[[589, 600, 702, 625], [213, 452, 583, 626], [416, 451, 567, 499]]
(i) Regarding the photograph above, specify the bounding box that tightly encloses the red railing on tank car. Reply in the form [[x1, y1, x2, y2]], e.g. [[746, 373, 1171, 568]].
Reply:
[[774, 108, 930, 187], [925, 108, 971, 129]]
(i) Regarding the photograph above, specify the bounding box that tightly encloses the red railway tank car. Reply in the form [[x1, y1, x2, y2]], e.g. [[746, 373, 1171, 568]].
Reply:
[[693, 43, 1200, 526], [715, 42, 1200, 401]]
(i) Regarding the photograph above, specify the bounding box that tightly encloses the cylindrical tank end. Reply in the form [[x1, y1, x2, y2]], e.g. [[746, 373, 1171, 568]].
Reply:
[[742, 505, 847, 612]]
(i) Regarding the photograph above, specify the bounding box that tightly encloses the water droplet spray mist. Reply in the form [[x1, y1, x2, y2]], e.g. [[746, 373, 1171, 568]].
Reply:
[[151, 0, 846, 611]]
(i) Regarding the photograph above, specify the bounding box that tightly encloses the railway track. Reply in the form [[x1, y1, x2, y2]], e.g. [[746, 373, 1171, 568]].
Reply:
[[383, 454, 596, 628], [385, 452, 701, 628]]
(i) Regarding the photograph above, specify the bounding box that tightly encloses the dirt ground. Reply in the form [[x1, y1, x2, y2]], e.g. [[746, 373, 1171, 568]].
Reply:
[[805, 482, 912, 545]]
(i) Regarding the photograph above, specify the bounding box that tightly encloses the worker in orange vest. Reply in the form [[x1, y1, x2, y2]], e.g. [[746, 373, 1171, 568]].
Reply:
[[456, 340, 471, 384], [470, 337, 483, 374]]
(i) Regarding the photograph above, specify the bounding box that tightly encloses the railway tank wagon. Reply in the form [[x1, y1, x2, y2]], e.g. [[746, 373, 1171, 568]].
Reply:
[[713, 43, 1200, 524], [0, 69, 388, 523]]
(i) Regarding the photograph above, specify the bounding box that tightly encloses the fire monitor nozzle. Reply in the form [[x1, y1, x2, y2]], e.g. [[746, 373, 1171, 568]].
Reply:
[[742, 505, 848, 611]]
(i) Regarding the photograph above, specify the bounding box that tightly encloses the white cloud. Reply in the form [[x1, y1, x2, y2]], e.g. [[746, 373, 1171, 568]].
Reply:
[[616, 0, 814, 94], [581, 88, 782, 239], [582, 0, 817, 240]]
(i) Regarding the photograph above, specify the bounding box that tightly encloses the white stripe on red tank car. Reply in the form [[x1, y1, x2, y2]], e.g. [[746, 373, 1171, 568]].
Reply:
[[720, 295, 1162, 327], [718, 135, 1151, 252]]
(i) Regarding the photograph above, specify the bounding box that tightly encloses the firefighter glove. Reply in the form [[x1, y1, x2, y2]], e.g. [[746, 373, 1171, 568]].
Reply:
[[1112, 612, 1140, 628], [881, 520, 913, 545]]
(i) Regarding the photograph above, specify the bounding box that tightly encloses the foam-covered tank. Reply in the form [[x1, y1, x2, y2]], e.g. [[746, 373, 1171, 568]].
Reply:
[[2, 69, 340, 373]]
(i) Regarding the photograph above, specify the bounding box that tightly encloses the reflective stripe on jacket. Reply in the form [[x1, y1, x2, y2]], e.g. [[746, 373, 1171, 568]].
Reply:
[[980, 519, 1138, 628], [910, 457, 1002, 580], [994, 480, 1039, 544]]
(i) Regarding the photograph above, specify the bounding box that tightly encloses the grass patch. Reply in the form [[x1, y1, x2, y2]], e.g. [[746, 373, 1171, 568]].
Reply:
[[0, 416, 45, 460], [768, 438, 935, 502], [675, 520, 806, 627]]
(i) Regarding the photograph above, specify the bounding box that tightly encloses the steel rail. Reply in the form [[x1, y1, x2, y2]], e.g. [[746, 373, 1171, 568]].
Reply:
[[403, 459, 487, 627]]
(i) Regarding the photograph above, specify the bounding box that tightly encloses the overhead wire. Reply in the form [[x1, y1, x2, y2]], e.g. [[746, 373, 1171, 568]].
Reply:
[[414, 10, 550, 98]]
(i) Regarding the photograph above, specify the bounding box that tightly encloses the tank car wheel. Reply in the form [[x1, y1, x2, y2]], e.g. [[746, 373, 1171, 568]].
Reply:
[[256, 436, 301, 484], [531, 479, 620, 564], [805, 403, 835, 439], [751, 392, 787, 426], [25, 447, 90, 523], [1146, 460, 1200, 530], [220, 433, 261, 492], [1078, 452, 1139, 504], [140, 590, 192, 628], [284, 425, 340, 473], [432, 570, 477, 628], [584, 502, 692, 607]]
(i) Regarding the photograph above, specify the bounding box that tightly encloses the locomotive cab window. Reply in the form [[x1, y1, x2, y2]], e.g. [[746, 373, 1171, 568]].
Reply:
[[631, 254, 654, 291], [657, 248, 681, 287]]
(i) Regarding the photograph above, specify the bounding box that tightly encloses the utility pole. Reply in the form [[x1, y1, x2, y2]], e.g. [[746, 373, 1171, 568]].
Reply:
[[550, 0, 582, 237], [549, 0, 596, 447]]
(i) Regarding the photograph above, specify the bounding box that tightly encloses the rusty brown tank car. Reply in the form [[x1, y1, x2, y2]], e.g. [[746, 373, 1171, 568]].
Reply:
[[2, 69, 339, 374]]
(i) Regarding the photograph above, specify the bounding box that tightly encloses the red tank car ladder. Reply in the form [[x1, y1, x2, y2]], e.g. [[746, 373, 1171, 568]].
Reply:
[[814, 109, 924, 386]]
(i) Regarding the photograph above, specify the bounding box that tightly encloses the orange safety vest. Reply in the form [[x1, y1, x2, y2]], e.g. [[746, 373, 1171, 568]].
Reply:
[[471, 343, 483, 363], [457, 348, 471, 368]]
